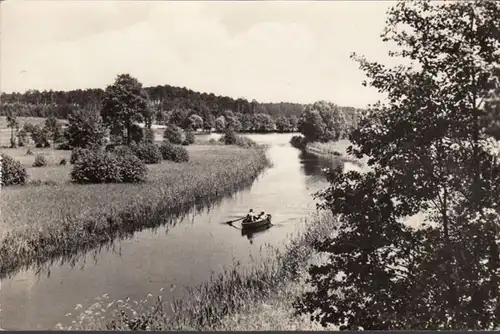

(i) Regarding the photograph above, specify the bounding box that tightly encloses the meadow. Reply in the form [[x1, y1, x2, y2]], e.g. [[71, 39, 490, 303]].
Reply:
[[0, 143, 270, 279]]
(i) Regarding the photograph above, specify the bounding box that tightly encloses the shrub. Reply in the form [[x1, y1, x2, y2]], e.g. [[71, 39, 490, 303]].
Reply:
[[1, 153, 27, 186], [60, 159, 67, 165], [159, 141, 174, 160], [170, 145, 189, 163], [184, 130, 195, 145], [32, 154, 48, 167], [234, 136, 257, 148], [163, 125, 184, 144], [70, 150, 121, 184], [290, 135, 307, 149], [132, 143, 162, 164], [116, 154, 148, 183], [10, 137, 17, 148], [31, 125, 51, 148], [159, 141, 189, 162], [113, 145, 136, 158], [220, 127, 237, 145], [56, 141, 71, 150], [70, 147, 92, 164]]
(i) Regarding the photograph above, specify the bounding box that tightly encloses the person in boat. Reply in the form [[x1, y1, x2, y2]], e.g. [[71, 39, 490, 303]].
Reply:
[[256, 211, 267, 220], [246, 209, 256, 222]]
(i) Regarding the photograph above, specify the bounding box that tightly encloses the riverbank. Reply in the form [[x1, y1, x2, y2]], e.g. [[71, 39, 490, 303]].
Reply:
[[63, 211, 338, 331], [0, 144, 270, 279], [288, 137, 367, 169]]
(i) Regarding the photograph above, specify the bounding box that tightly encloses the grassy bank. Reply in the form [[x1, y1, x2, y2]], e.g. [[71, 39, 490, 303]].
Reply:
[[0, 144, 270, 279], [65, 211, 338, 331], [305, 140, 367, 168]]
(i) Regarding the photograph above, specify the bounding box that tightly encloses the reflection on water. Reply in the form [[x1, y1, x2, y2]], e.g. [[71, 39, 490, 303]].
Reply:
[[0, 133, 353, 330]]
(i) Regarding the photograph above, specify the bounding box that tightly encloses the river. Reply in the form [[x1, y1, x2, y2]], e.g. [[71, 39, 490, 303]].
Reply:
[[0, 133, 358, 330]]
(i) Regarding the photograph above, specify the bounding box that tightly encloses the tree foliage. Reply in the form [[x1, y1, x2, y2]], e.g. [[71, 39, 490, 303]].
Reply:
[[295, 0, 500, 330], [101, 74, 149, 145], [0, 83, 307, 133], [65, 109, 106, 149], [298, 101, 359, 143]]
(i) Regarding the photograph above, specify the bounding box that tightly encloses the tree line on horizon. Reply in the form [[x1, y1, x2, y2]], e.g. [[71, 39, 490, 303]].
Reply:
[[0, 83, 361, 134]]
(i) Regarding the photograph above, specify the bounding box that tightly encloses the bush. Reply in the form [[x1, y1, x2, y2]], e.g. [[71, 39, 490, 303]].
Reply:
[[159, 141, 189, 163], [170, 145, 189, 163], [163, 125, 184, 144], [290, 135, 307, 149], [32, 154, 48, 167], [159, 141, 174, 160], [132, 143, 162, 164], [70, 150, 121, 184], [56, 141, 71, 150], [234, 136, 257, 148], [116, 154, 148, 183], [60, 159, 67, 165], [184, 130, 195, 145], [70, 147, 92, 164], [10, 137, 17, 148], [220, 127, 237, 145], [1, 153, 27, 186], [112, 145, 135, 157]]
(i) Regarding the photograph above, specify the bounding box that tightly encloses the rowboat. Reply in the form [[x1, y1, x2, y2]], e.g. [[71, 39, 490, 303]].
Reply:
[[241, 214, 272, 230]]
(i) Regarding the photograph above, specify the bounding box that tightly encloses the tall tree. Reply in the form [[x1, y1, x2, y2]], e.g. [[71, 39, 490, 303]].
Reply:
[[296, 0, 500, 330], [101, 74, 149, 145]]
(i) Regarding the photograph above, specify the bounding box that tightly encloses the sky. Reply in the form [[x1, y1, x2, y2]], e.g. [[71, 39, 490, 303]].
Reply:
[[0, 0, 399, 108]]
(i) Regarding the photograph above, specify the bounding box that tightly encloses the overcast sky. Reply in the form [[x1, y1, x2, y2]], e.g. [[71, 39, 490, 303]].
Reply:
[[0, 1, 398, 108]]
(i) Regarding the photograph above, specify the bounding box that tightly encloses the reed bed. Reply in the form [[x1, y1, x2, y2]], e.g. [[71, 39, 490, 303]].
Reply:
[[65, 211, 338, 331], [0, 145, 270, 279]]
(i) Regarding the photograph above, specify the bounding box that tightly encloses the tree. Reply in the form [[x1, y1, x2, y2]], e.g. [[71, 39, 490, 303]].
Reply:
[[5, 105, 19, 147], [31, 125, 51, 148], [275, 115, 292, 132], [298, 101, 350, 142], [296, 0, 500, 330], [65, 109, 106, 149], [44, 114, 63, 144], [187, 114, 204, 131], [252, 113, 275, 132], [204, 113, 215, 132], [169, 108, 189, 128], [101, 74, 149, 145], [214, 116, 226, 132], [163, 125, 184, 144]]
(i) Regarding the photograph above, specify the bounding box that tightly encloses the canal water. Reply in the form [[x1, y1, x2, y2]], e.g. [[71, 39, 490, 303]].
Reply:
[[0, 133, 358, 330]]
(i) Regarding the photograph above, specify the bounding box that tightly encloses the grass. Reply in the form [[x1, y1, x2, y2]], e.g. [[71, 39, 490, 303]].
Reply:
[[61, 211, 339, 331], [0, 144, 270, 279]]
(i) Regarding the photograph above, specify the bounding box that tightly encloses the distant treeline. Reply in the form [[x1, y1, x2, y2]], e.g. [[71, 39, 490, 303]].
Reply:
[[0, 85, 306, 133]]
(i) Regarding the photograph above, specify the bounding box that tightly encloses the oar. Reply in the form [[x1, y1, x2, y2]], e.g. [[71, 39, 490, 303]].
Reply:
[[225, 216, 245, 225]]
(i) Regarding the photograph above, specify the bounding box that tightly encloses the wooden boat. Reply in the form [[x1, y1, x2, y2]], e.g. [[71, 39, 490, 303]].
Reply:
[[241, 214, 272, 230], [241, 222, 272, 238]]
